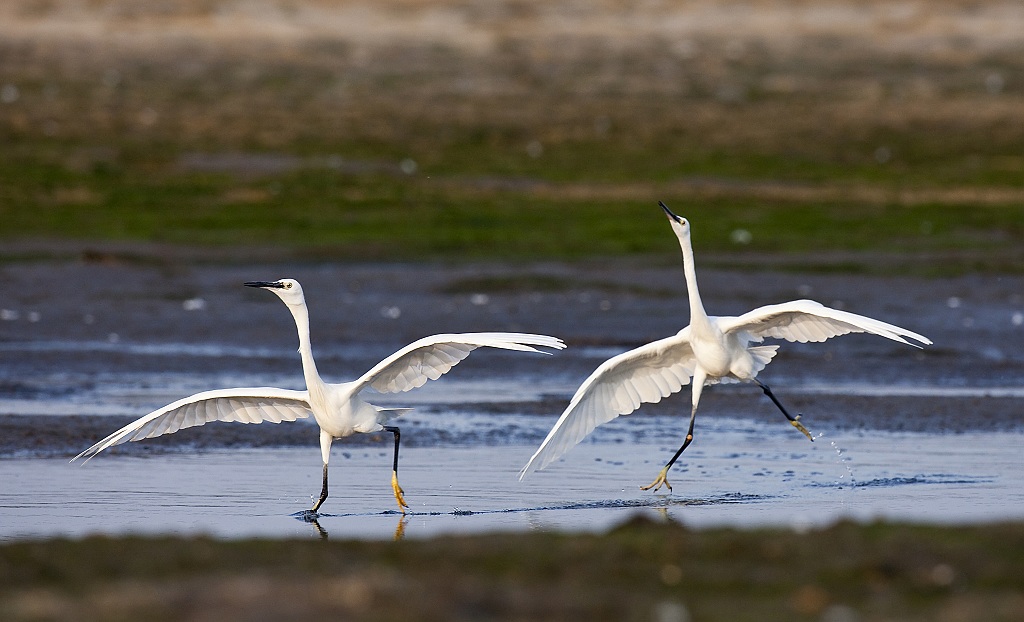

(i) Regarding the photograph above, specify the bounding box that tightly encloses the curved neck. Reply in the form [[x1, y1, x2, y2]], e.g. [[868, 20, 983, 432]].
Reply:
[[286, 301, 323, 391], [678, 231, 709, 326]]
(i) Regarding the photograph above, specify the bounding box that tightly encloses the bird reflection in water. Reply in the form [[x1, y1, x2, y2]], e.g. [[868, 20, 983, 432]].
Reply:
[[295, 510, 409, 541]]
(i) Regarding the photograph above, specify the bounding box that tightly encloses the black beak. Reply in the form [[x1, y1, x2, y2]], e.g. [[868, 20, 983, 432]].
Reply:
[[244, 281, 285, 289], [659, 201, 682, 224]]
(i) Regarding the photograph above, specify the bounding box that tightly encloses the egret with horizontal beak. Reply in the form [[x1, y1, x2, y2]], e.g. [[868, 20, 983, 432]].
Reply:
[[75, 279, 565, 514]]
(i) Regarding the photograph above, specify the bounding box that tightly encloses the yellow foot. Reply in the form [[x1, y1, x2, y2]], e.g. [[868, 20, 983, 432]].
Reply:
[[391, 471, 409, 513], [640, 467, 673, 492], [790, 417, 814, 442]]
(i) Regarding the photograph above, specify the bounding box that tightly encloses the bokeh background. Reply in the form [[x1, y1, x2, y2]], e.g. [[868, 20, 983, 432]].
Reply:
[[1, 0, 1022, 270], [1, 3, 1023, 621]]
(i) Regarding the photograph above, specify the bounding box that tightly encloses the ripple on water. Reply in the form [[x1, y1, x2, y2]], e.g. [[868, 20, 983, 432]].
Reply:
[[0, 419, 1020, 540]]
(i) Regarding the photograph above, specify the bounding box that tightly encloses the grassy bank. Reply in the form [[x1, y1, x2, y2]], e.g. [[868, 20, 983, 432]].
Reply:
[[1, 518, 1022, 621], [1, 1, 1023, 271]]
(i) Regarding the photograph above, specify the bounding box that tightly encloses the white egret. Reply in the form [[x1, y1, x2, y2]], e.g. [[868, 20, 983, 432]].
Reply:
[[74, 279, 565, 514], [520, 202, 931, 491]]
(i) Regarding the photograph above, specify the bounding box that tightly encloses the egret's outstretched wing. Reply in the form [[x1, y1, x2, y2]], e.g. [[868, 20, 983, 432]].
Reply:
[[353, 332, 565, 395], [520, 330, 696, 479], [718, 300, 932, 347], [72, 388, 311, 462]]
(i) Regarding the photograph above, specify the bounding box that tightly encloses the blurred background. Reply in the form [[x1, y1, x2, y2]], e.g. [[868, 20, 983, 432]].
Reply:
[[0, 0, 1022, 270], [2, 6, 1023, 620]]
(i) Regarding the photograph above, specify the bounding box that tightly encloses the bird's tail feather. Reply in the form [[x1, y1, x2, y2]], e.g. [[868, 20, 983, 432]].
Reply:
[[748, 344, 780, 374], [374, 406, 413, 423]]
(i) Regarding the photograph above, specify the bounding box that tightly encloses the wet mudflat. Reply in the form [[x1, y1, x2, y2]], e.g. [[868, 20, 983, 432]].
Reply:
[[0, 261, 1022, 620], [0, 260, 1022, 543], [2, 427, 1023, 621]]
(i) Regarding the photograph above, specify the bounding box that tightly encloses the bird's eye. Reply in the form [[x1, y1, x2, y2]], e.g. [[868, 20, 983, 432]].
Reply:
[[284, 282, 293, 289]]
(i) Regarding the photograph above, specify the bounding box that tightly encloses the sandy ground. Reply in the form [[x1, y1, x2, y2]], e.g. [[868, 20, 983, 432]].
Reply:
[[3, 0, 1024, 187], [5, 1, 1024, 52]]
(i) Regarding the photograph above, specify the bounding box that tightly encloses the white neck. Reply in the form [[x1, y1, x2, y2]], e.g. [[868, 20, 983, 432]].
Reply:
[[286, 300, 324, 392], [677, 230, 710, 326]]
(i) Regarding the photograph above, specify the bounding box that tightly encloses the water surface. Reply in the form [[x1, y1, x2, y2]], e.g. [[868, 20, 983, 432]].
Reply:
[[2, 413, 1019, 541]]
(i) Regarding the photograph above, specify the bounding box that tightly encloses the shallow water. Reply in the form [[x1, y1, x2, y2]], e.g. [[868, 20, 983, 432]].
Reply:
[[2, 325, 1024, 541], [1, 413, 1020, 541], [2, 263, 1022, 542]]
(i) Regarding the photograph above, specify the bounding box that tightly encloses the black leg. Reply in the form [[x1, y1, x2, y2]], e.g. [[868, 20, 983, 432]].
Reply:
[[754, 379, 814, 441], [641, 406, 698, 491], [384, 425, 401, 474], [383, 426, 409, 511], [664, 408, 698, 471], [311, 463, 329, 513]]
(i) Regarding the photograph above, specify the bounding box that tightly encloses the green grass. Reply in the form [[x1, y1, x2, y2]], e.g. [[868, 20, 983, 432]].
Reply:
[[2, 144, 1021, 271], [1, 12, 1023, 273]]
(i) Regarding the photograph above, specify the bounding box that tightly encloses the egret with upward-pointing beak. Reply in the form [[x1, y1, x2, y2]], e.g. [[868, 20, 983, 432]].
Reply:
[[520, 203, 930, 491], [74, 279, 565, 514]]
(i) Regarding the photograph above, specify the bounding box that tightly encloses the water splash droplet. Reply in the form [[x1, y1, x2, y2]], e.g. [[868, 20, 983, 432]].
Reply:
[[827, 437, 856, 488]]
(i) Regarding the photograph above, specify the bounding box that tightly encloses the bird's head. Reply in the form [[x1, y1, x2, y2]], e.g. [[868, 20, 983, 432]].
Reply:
[[659, 201, 690, 238], [244, 278, 305, 306]]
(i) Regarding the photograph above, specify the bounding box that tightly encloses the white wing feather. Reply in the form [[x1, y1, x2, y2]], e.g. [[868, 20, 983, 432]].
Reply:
[[718, 300, 932, 347], [519, 329, 696, 479], [354, 332, 565, 395], [72, 388, 311, 462]]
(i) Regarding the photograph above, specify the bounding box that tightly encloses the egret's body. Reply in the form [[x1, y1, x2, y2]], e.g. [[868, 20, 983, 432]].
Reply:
[[520, 203, 931, 491], [74, 279, 565, 513]]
